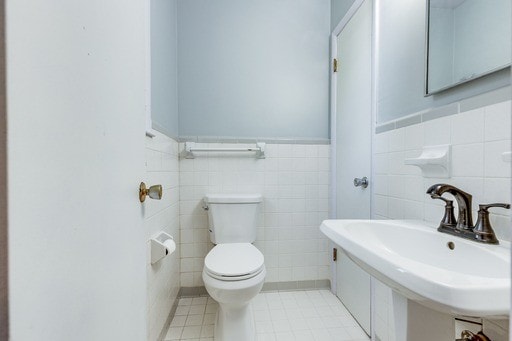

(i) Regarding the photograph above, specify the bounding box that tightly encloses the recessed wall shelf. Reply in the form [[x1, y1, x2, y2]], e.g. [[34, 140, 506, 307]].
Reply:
[[184, 141, 266, 159], [404, 144, 451, 178]]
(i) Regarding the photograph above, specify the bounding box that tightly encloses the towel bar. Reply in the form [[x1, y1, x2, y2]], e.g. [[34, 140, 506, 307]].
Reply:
[[184, 141, 265, 159]]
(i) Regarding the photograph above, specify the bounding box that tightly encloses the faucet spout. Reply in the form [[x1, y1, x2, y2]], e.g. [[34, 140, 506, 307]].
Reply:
[[426, 184, 473, 229]]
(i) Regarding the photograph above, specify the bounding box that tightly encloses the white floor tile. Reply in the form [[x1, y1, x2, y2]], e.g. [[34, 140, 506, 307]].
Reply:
[[200, 325, 214, 338], [257, 333, 277, 341], [274, 331, 295, 341], [179, 298, 193, 306], [170, 315, 187, 327], [185, 314, 203, 326], [256, 320, 275, 334], [181, 325, 201, 339], [202, 313, 216, 325], [163, 290, 369, 341], [164, 326, 183, 340], [189, 304, 206, 315]]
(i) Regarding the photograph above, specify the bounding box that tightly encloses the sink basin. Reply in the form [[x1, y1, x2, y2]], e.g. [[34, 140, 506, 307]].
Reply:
[[320, 219, 510, 317]]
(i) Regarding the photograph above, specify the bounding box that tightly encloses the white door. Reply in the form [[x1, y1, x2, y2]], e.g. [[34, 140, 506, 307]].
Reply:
[[333, 0, 372, 219], [330, 0, 373, 336], [7, 1, 148, 339]]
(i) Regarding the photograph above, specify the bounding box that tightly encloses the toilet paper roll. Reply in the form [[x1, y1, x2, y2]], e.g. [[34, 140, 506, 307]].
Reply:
[[163, 239, 176, 255]]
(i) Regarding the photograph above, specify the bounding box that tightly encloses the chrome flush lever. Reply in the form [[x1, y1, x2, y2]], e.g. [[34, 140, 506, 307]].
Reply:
[[353, 177, 368, 188]]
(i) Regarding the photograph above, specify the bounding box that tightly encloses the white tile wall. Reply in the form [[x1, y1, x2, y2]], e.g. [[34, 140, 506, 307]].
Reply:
[[179, 143, 331, 287], [145, 131, 181, 341], [373, 100, 512, 241]]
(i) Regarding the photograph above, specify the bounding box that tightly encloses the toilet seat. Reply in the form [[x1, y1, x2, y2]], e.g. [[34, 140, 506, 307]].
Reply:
[[204, 243, 265, 281]]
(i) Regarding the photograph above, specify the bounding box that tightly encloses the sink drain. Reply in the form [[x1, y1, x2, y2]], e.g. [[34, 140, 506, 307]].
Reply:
[[447, 241, 455, 250]]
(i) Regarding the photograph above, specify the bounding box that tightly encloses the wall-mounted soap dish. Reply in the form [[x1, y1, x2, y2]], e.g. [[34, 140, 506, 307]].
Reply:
[[404, 144, 451, 178]]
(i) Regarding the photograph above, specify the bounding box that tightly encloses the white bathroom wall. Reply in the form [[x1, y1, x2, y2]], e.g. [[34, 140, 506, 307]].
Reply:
[[373, 99, 512, 241], [145, 131, 180, 340], [179, 142, 331, 288]]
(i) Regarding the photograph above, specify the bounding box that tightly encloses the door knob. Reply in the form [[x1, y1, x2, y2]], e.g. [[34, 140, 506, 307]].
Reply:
[[353, 177, 368, 188], [139, 182, 163, 202]]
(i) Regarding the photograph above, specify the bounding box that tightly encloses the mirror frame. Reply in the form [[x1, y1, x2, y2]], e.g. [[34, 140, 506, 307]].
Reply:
[[424, 0, 512, 96]]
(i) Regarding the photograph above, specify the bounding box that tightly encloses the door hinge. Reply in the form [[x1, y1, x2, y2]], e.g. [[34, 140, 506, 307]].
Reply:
[[333, 58, 338, 73], [333, 248, 337, 261]]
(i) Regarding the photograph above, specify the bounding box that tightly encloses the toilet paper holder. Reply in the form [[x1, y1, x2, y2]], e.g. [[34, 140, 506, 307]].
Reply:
[[150, 232, 176, 264]]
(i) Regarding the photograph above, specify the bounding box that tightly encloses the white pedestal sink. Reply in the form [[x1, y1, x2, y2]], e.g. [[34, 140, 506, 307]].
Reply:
[[320, 219, 510, 317]]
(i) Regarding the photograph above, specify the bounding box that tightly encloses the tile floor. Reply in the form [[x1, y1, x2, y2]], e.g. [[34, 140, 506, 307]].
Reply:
[[163, 289, 370, 341]]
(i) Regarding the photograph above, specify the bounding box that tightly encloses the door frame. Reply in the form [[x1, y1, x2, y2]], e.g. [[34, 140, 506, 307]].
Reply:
[[329, 0, 367, 219], [328, 1, 377, 338], [0, 0, 7, 338], [329, 0, 366, 297]]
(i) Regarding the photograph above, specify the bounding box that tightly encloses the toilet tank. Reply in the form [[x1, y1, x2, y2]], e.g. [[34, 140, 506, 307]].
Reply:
[[204, 194, 262, 244]]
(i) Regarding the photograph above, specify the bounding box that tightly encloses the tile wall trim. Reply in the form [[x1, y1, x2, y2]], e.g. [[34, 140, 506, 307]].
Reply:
[[375, 86, 511, 134], [178, 136, 331, 145], [262, 279, 331, 292], [178, 286, 209, 298], [175, 280, 331, 300], [157, 297, 179, 341], [151, 123, 179, 141]]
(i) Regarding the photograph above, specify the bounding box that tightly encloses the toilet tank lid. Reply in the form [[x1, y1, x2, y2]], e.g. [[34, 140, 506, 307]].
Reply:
[[204, 194, 262, 204]]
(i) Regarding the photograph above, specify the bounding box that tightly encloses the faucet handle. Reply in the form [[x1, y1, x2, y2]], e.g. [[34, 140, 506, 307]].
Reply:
[[431, 195, 457, 228], [473, 203, 510, 244], [479, 203, 511, 210]]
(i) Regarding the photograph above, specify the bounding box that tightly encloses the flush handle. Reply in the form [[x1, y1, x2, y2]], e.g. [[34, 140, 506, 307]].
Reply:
[[353, 177, 369, 189]]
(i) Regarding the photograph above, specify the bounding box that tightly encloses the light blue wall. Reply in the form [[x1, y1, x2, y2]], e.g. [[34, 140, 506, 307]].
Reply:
[[151, 0, 179, 137], [177, 0, 331, 139], [377, 0, 511, 124], [331, 0, 357, 31]]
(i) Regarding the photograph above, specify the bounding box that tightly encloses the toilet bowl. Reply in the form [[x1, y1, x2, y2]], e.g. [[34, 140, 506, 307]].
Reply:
[[202, 194, 265, 341], [203, 243, 266, 341]]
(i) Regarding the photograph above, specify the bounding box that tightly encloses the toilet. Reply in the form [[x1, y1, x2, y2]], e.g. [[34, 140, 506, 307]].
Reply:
[[202, 194, 266, 341]]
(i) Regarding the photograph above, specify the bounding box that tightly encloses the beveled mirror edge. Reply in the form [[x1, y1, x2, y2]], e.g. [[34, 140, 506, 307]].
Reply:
[[424, 0, 512, 97], [426, 64, 512, 97], [424, 0, 430, 97]]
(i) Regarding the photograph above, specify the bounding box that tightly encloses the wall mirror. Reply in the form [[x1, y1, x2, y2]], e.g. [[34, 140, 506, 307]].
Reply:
[[426, 0, 511, 95]]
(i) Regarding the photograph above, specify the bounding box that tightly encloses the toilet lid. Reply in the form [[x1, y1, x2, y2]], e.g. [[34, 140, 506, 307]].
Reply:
[[204, 243, 264, 279]]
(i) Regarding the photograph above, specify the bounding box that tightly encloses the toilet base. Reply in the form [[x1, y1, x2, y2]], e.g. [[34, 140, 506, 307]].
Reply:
[[214, 303, 256, 341], [203, 266, 266, 341]]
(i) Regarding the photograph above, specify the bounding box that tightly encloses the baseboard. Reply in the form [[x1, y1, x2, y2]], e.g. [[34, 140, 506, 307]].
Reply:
[[262, 279, 331, 292], [178, 286, 208, 297], [157, 296, 180, 341], [177, 279, 331, 299]]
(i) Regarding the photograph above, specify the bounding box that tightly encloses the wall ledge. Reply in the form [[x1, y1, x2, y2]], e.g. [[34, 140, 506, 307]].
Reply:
[[376, 86, 512, 134], [178, 136, 330, 145]]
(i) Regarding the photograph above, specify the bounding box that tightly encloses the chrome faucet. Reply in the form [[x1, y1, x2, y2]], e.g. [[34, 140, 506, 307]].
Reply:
[[426, 184, 473, 230], [426, 183, 510, 244]]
